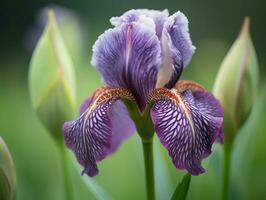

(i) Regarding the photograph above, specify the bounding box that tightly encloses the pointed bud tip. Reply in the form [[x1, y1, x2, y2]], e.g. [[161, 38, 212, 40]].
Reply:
[[239, 16, 250, 36], [47, 8, 54, 20]]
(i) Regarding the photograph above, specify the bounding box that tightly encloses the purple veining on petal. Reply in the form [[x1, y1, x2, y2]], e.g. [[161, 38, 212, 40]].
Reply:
[[110, 9, 169, 38], [150, 88, 223, 175], [91, 22, 161, 111], [191, 91, 224, 143], [63, 99, 113, 177], [79, 96, 136, 153], [63, 88, 135, 177]]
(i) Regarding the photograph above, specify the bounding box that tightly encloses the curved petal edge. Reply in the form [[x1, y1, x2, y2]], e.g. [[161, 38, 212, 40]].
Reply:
[[149, 85, 223, 175], [63, 87, 135, 176]]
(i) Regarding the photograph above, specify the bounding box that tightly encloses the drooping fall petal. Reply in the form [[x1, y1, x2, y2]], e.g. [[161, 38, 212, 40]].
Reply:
[[79, 97, 136, 153], [149, 83, 223, 175], [63, 88, 135, 176]]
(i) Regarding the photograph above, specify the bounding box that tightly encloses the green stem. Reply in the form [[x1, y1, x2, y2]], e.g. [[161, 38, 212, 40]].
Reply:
[[222, 143, 232, 200], [58, 139, 74, 200], [142, 139, 155, 200]]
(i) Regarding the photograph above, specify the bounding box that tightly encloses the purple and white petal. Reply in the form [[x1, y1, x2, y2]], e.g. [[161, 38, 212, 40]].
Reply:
[[91, 22, 161, 111], [156, 12, 195, 89], [165, 11, 196, 67], [63, 88, 135, 177], [110, 9, 169, 37], [156, 29, 183, 88], [149, 87, 223, 175], [156, 12, 196, 88]]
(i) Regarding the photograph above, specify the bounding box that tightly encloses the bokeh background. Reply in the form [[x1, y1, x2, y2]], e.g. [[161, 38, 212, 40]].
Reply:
[[0, 0, 265, 200]]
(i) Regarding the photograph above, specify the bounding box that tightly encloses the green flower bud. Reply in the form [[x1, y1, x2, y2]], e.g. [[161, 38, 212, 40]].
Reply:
[[38, 6, 86, 63], [29, 9, 76, 138], [0, 137, 16, 200], [213, 17, 259, 139]]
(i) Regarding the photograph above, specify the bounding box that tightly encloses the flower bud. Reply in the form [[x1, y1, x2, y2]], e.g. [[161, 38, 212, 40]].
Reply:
[[25, 6, 86, 63], [29, 9, 76, 138], [213, 17, 259, 138], [0, 137, 16, 200]]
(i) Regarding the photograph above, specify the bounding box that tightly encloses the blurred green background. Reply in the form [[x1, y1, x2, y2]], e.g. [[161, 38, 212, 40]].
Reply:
[[0, 0, 265, 200]]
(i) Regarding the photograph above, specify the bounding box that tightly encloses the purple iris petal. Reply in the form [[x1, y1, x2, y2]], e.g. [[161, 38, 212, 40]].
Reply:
[[109, 101, 136, 152], [156, 11, 196, 88], [79, 97, 92, 115], [150, 88, 223, 175], [91, 21, 161, 111], [79, 96, 136, 153], [156, 28, 183, 89], [110, 9, 169, 38], [63, 100, 112, 176], [165, 12, 196, 68], [63, 88, 135, 176], [92, 10, 196, 109]]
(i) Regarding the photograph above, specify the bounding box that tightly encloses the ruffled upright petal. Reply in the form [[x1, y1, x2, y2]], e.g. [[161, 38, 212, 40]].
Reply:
[[148, 81, 223, 175], [63, 87, 135, 176], [165, 12, 196, 67], [110, 9, 169, 37], [91, 21, 161, 111], [156, 12, 196, 88]]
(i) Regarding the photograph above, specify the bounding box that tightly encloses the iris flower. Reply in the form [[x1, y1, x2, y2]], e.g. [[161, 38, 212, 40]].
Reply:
[[63, 9, 223, 177]]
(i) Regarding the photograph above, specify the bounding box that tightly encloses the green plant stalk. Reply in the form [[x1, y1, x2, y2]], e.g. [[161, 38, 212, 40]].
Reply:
[[222, 142, 233, 200], [142, 139, 155, 200], [58, 139, 74, 200]]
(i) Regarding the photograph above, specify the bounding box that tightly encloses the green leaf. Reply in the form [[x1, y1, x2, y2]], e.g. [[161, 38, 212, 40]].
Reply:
[[171, 174, 191, 200], [213, 17, 259, 139], [29, 9, 76, 138]]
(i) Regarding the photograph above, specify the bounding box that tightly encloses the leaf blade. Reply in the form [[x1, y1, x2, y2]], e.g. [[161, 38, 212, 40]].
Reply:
[[171, 174, 191, 200]]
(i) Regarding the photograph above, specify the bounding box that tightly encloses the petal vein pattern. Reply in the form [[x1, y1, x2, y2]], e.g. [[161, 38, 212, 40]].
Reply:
[[91, 22, 161, 111], [149, 87, 223, 175], [63, 88, 135, 176]]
